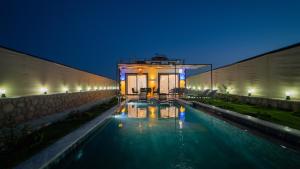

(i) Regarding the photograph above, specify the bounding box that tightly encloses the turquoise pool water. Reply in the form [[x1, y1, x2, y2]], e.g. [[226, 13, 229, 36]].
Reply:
[[55, 101, 300, 169]]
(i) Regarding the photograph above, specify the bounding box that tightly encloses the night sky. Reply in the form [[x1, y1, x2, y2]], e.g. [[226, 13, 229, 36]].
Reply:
[[1, 0, 300, 79]]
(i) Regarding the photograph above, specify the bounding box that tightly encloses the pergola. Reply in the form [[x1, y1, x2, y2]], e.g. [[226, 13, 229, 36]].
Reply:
[[117, 62, 212, 95]]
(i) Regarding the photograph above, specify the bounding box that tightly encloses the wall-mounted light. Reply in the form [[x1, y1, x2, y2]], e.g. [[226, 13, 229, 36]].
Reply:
[[248, 88, 254, 96], [40, 87, 48, 95], [120, 72, 125, 81], [94, 86, 98, 90], [180, 73, 185, 80], [77, 86, 82, 92], [63, 87, 69, 93], [138, 68, 143, 73], [0, 88, 6, 98], [285, 91, 292, 100], [87, 86, 91, 91]]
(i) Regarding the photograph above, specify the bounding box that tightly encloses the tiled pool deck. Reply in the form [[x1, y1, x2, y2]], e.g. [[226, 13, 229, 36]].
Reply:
[[15, 103, 123, 169]]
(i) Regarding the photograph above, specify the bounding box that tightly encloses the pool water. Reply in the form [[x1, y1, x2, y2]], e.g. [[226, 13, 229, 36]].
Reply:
[[55, 101, 300, 169]]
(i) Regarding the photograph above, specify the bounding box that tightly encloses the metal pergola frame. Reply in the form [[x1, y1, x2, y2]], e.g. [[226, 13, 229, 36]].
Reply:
[[117, 61, 213, 96]]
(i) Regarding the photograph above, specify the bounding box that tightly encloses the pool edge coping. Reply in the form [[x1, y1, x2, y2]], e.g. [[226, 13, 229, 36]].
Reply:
[[175, 98, 300, 147], [14, 101, 124, 169]]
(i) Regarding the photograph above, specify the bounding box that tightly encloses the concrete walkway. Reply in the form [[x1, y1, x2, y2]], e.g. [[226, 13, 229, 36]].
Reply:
[[15, 103, 122, 169]]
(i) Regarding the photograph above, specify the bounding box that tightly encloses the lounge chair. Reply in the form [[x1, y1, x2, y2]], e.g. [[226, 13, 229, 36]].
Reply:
[[139, 91, 147, 101], [132, 88, 138, 94], [159, 93, 168, 101], [198, 89, 210, 98], [207, 90, 218, 98]]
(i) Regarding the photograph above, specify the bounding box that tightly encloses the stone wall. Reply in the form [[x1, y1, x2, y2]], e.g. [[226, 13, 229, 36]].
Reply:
[[216, 93, 300, 112], [0, 90, 116, 129]]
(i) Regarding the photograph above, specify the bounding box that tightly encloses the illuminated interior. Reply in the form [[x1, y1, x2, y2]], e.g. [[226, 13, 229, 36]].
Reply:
[[118, 58, 207, 96]]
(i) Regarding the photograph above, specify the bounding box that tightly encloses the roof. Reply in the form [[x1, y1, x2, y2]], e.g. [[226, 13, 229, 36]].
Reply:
[[118, 63, 210, 70]]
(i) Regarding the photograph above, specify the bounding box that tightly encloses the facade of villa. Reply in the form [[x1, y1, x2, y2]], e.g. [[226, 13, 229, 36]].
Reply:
[[118, 56, 208, 96]]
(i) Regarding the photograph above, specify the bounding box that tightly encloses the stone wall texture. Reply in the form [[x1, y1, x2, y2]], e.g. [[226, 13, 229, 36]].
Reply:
[[0, 90, 116, 128], [216, 93, 300, 112], [0, 47, 116, 97], [187, 43, 300, 100]]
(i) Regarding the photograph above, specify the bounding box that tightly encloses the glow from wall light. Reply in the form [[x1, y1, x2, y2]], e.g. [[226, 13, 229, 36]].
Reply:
[[94, 86, 98, 90], [204, 86, 208, 90], [0, 88, 6, 97], [285, 90, 294, 100], [87, 86, 91, 91], [77, 86, 82, 91], [120, 72, 125, 81], [180, 73, 185, 80], [40, 87, 48, 94], [248, 88, 255, 94], [0, 88, 6, 95], [197, 86, 201, 91], [285, 91, 292, 96], [248, 88, 255, 96], [63, 87, 69, 93]]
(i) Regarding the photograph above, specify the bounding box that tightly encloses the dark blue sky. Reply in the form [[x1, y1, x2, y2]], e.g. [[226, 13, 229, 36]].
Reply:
[[1, 0, 300, 79]]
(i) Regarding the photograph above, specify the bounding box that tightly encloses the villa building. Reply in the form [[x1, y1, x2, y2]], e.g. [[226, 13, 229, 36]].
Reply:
[[117, 55, 210, 96]]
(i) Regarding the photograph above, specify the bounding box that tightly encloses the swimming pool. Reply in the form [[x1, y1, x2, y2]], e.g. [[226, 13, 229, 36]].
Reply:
[[54, 101, 300, 169]]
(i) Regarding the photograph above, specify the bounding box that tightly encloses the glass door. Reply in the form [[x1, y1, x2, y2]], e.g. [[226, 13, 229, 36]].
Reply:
[[126, 74, 147, 94], [159, 74, 179, 94]]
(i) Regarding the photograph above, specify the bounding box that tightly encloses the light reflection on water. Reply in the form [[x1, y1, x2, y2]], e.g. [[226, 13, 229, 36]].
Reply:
[[56, 101, 300, 169], [114, 102, 186, 131]]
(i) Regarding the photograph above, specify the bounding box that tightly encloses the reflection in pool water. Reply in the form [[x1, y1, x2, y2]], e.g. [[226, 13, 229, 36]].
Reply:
[[55, 101, 300, 169], [120, 102, 180, 119]]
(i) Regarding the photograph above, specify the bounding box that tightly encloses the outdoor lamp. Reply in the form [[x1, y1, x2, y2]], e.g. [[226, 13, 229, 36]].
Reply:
[[40, 87, 48, 95], [63, 87, 69, 93], [0, 89, 6, 98], [285, 91, 291, 100], [248, 88, 254, 97]]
